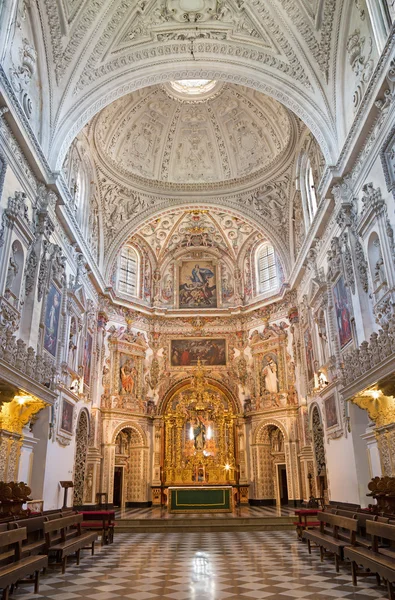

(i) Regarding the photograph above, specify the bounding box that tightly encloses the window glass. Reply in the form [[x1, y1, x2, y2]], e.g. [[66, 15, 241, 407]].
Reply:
[[119, 246, 138, 296], [258, 244, 277, 294]]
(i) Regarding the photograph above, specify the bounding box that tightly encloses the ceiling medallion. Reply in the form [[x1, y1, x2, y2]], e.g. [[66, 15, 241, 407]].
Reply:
[[167, 0, 218, 22], [170, 79, 216, 95], [165, 79, 223, 102]]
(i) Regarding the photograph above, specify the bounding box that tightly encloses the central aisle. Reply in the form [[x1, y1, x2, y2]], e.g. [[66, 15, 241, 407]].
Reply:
[[17, 531, 387, 600]]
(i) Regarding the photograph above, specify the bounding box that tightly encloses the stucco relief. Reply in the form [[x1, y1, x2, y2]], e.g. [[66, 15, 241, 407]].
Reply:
[[93, 84, 292, 185]]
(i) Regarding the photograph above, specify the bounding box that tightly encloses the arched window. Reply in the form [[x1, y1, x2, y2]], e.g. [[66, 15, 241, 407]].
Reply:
[[305, 161, 318, 222], [257, 243, 278, 294], [118, 246, 138, 296]]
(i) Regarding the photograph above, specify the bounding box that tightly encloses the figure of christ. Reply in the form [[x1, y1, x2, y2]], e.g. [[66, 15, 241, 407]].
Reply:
[[261, 357, 278, 393]]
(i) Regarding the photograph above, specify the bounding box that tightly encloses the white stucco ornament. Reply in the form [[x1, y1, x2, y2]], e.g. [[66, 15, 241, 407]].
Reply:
[[167, 0, 218, 22]]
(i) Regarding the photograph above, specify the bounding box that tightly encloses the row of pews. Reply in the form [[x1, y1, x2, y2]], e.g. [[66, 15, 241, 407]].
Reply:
[[0, 508, 114, 599], [296, 506, 395, 599]]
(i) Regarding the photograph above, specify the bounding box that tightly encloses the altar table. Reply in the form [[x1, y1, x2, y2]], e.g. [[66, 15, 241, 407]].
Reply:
[[168, 486, 233, 513]]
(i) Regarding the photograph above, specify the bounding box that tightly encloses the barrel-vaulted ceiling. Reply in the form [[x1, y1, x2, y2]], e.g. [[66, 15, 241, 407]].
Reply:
[[28, 0, 349, 168]]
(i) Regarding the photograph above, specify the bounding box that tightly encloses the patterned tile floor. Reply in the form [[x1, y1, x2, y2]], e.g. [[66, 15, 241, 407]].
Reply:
[[11, 531, 388, 600], [115, 505, 296, 519]]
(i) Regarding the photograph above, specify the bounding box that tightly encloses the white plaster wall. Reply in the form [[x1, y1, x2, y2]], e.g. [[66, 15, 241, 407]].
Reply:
[[42, 437, 77, 510], [325, 434, 361, 505]]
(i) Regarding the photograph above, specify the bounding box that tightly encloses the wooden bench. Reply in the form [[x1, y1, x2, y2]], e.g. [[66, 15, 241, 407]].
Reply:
[[80, 511, 115, 545], [8, 517, 47, 558], [303, 512, 358, 571], [345, 521, 395, 599], [44, 514, 97, 574], [0, 528, 48, 600]]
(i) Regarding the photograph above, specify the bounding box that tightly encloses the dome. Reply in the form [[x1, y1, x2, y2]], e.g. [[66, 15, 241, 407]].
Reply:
[[93, 82, 293, 188]]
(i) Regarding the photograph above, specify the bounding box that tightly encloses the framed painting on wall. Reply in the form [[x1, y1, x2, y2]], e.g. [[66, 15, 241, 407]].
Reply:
[[323, 395, 338, 429], [170, 338, 227, 367], [179, 261, 217, 309], [333, 276, 352, 349], [44, 282, 62, 357], [304, 328, 314, 382], [60, 399, 74, 434]]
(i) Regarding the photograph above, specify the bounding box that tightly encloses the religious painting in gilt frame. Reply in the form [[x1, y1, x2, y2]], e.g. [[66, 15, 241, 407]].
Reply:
[[333, 276, 352, 349], [60, 399, 74, 434], [304, 328, 314, 382], [119, 353, 138, 396], [179, 261, 217, 309], [44, 282, 61, 357], [324, 395, 338, 429], [83, 332, 93, 386], [170, 338, 227, 367]]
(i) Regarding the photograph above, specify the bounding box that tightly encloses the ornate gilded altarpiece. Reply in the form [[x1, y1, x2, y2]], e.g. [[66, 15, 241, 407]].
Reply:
[[163, 362, 237, 487]]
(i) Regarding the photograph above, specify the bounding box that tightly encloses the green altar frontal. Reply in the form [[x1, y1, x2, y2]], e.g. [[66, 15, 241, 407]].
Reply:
[[168, 486, 233, 513]]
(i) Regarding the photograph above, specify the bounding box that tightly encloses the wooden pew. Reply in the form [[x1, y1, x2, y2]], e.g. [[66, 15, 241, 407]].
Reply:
[[303, 512, 358, 571], [345, 521, 395, 599], [44, 514, 97, 574], [0, 528, 48, 600], [8, 517, 47, 558]]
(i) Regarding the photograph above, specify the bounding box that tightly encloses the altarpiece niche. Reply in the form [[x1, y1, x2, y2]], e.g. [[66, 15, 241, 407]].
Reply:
[[163, 362, 237, 485]]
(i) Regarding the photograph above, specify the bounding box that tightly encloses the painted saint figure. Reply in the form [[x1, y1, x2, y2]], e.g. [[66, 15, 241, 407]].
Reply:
[[120, 358, 137, 395]]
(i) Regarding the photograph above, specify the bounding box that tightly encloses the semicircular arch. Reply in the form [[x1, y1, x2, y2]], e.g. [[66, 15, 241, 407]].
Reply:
[[111, 421, 148, 447], [104, 202, 291, 283], [158, 375, 241, 416], [52, 61, 337, 172], [253, 419, 288, 444]]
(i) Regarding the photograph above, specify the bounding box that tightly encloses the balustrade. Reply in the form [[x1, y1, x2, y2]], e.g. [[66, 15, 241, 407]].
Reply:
[[342, 317, 395, 387], [0, 329, 56, 389]]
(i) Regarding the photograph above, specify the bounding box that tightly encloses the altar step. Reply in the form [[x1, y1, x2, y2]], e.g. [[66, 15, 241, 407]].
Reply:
[[115, 515, 295, 533]]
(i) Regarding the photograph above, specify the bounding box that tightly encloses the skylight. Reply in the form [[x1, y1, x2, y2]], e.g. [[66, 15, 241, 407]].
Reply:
[[169, 79, 217, 95]]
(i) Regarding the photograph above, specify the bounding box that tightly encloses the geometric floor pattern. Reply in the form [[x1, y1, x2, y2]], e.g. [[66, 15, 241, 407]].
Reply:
[[115, 505, 296, 519], [12, 532, 388, 600]]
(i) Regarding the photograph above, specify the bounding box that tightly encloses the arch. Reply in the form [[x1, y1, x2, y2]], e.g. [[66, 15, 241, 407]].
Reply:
[[52, 63, 337, 173], [117, 244, 140, 298], [5, 240, 24, 302], [309, 404, 327, 498], [111, 420, 148, 447], [255, 242, 279, 296], [367, 231, 386, 291], [73, 409, 90, 506], [104, 202, 292, 284], [253, 418, 288, 444], [158, 375, 241, 416]]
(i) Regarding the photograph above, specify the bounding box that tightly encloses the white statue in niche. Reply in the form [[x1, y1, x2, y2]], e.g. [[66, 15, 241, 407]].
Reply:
[[261, 355, 279, 393], [5, 250, 19, 291], [374, 256, 386, 288]]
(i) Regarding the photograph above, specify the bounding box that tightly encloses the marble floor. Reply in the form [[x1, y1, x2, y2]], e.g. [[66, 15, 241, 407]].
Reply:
[[11, 531, 388, 600], [115, 505, 296, 519]]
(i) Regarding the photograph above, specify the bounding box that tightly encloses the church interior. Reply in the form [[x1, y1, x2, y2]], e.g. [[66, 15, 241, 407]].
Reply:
[[1, 0, 395, 598]]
